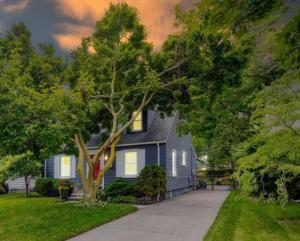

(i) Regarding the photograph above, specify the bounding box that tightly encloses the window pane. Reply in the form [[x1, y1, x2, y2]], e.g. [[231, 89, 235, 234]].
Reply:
[[124, 151, 137, 175], [60, 156, 71, 177], [182, 151, 186, 166], [172, 150, 177, 176], [132, 112, 143, 131]]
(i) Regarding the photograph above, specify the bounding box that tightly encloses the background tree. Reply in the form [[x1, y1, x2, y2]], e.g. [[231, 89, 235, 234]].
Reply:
[[0, 153, 42, 196], [160, 0, 294, 191], [234, 12, 300, 204], [0, 23, 82, 189]]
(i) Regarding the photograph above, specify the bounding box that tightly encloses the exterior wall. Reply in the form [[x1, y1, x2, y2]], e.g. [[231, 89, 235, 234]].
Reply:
[[165, 115, 195, 198], [6, 177, 36, 192], [104, 143, 166, 186], [45, 144, 166, 187], [45, 155, 81, 183]]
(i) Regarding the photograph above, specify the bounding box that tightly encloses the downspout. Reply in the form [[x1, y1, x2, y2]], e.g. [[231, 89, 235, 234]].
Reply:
[[190, 146, 194, 189], [44, 159, 47, 178], [157, 142, 160, 166]]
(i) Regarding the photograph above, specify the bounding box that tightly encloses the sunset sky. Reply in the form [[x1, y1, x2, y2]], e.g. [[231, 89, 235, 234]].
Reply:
[[0, 0, 195, 54]]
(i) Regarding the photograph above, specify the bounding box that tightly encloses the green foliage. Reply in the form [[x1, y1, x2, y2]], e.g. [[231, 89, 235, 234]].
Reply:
[[54, 179, 74, 197], [0, 152, 42, 195], [109, 195, 137, 204], [58, 186, 70, 200], [76, 200, 108, 209], [34, 178, 56, 196], [164, 0, 299, 204], [234, 11, 300, 204], [0, 23, 82, 162], [104, 178, 135, 198], [34, 178, 74, 197], [135, 164, 166, 200]]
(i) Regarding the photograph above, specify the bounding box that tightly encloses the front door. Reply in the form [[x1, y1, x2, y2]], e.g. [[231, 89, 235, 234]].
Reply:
[[93, 161, 101, 181]]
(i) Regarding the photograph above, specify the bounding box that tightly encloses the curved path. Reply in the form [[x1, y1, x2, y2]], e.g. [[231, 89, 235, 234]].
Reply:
[[69, 188, 229, 241]]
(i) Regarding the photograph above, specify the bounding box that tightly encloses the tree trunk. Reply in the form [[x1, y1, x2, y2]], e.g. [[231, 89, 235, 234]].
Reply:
[[24, 176, 30, 197], [231, 160, 237, 190]]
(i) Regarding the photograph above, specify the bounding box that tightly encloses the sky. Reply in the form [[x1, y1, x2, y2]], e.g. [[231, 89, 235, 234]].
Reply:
[[0, 0, 195, 55]]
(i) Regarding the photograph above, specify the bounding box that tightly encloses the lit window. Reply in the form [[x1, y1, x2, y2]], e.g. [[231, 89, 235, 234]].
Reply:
[[182, 151, 186, 166], [172, 150, 177, 177], [60, 156, 71, 177], [132, 111, 143, 132], [124, 151, 137, 175]]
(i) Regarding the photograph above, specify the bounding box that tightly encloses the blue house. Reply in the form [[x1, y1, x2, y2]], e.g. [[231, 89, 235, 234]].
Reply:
[[45, 110, 197, 198]]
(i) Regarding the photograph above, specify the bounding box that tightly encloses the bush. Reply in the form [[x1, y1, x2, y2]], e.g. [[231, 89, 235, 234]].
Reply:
[[58, 186, 70, 200], [135, 164, 166, 201], [53, 179, 74, 196], [109, 195, 136, 204], [34, 178, 57, 196], [35, 178, 74, 197], [76, 200, 108, 209], [104, 178, 135, 198]]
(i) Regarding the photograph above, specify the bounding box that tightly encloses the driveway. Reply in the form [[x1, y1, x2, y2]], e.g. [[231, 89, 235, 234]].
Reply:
[[69, 189, 229, 241]]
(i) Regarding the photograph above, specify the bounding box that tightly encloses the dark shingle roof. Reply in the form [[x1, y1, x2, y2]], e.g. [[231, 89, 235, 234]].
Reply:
[[86, 111, 176, 148]]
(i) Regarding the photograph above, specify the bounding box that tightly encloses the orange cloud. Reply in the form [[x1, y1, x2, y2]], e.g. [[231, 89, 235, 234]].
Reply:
[[53, 23, 93, 50], [53, 0, 193, 51], [0, 0, 30, 13]]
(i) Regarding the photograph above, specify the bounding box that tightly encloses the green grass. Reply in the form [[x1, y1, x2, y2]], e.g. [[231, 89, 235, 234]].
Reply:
[[0, 193, 137, 241], [204, 191, 300, 241]]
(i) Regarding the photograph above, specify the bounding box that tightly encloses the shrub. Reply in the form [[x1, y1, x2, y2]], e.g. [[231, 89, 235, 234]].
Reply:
[[109, 195, 136, 204], [58, 186, 70, 200], [53, 179, 74, 196], [34, 178, 57, 196], [76, 200, 108, 209], [135, 164, 166, 201], [104, 178, 135, 198]]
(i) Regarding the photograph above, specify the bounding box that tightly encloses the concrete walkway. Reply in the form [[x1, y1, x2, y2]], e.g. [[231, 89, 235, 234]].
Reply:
[[69, 189, 229, 241]]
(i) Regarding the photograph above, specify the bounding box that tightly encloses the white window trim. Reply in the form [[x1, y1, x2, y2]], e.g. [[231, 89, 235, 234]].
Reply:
[[182, 150, 187, 167], [123, 150, 138, 178], [172, 149, 177, 177], [59, 155, 71, 178]]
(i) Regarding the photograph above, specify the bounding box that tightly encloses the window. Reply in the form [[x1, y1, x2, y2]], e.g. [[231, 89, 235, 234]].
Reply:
[[60, 156, 71, 177], [124, 151, 138, 176], [172, 149, 177, 177], [131, 111, 143, 132], [182, 151, 187, 166]]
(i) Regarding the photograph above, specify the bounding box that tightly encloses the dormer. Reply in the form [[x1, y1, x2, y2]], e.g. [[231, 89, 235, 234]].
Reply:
[[128, 110, 148, 133]]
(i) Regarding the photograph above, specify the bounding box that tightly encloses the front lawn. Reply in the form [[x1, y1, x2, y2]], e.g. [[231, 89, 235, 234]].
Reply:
[[204, 191, 300, 241], [0, 193, 137, 241]]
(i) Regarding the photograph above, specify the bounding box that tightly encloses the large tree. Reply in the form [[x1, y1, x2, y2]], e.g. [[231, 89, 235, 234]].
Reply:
[[160, 0, 288, 174], [66, 4, 186, 201]]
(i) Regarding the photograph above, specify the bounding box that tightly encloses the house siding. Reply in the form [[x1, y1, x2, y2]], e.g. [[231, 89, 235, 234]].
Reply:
[[165, 114, 195, 198], [104, 143, 166, 186], [45, 155, 81, 183], [44, 111, 196, 199]]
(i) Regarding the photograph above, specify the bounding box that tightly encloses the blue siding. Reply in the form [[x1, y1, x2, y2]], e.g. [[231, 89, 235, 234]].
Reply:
[[165, 114, 195, 198], [44, 112, 196, 199], [45, 155, 81, 183], [45, 156, 54, 178], [104, 143, 166, 186]]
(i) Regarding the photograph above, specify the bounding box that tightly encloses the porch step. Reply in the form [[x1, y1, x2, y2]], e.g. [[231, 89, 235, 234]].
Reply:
[[69, 191, 84, 200]]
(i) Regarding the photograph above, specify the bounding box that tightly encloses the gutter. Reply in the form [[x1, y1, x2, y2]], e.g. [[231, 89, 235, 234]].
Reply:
[[87, 141, 166, 150], [157, 142, 160, 165]]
